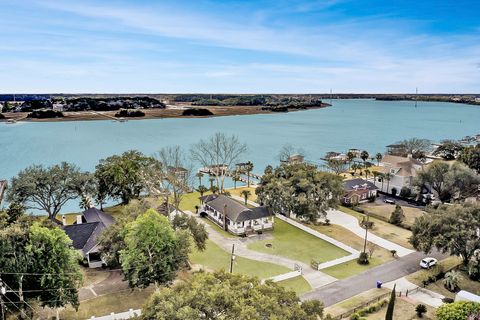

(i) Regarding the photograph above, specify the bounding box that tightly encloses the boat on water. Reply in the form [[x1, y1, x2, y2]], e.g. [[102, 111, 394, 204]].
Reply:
[[6, 119, 17, 124]]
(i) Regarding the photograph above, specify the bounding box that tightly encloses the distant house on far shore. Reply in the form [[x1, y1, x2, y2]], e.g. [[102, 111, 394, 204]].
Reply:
[[281, 154, 304, 165], [63, 207, 115, 268], [342, 178, 378, 205]]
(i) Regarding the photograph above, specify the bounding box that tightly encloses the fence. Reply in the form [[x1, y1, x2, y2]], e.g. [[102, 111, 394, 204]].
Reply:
[[331, 287, 423, 320], [89, 309, 141, 320]]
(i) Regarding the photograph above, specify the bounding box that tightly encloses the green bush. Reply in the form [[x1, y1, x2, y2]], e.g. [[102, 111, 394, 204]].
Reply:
[[437, 301, 480, 320], [357, 252, 370, 265], [389, 205, 405, 225]]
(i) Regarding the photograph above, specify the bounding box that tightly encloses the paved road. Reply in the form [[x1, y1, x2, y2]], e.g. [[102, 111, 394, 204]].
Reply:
[[301, 250, 447, 306]]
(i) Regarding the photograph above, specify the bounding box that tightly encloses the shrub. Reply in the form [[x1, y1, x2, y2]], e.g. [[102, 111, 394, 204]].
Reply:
[[444, 271, 461, 292], [400, 187, 411, 198], [0, 113, 4, 119], [442, 297, 454, 304], [437, 301, 480, 320], [391, 187, 398, 195], [389, 205, 404, 225], [357, 252, 370, 265], [416, 304, 427, 318], [27, 109, 64, 118], [182, 108, 214, 116], [115, 109, 145, 117]]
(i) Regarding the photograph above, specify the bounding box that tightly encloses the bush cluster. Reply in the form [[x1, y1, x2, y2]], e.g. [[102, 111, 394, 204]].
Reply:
[[350, 299, 388, 319], [114, 109, 145, 117], [182, 108, 214, 116], [27, 110, 64, 119]]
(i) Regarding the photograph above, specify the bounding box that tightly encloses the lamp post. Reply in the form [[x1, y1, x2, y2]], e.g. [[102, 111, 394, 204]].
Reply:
[[230, 244, 236, 273], [363, 212, 370, 254]]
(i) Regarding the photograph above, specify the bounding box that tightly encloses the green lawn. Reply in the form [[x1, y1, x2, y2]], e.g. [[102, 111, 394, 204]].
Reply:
[[339, 206, 414, 249], [190, 240, 291, 279], [360, 203, 425, 227], [307, 223, 394, 279], [275, 276, 312, 295], [247, 218, 349, 265]]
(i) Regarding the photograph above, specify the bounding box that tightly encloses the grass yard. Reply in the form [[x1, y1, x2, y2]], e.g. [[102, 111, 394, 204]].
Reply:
[[361, 203, 425, 227], [366, 297, 436, 320], [407, 256, 462, 287], [227, 186, 258, 202], [190, 239, 291, 279], [306, 223, 394, 278], [324, 288, 389, 318], [424, 269, 480, 299], [56, 287, 155, 319], [247, 218, 349, 265], [275, 276, 311, 295], [339, 206, 414, 249]]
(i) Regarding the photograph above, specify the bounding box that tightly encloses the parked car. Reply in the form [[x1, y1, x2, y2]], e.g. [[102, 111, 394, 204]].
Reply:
[[384, 198, 396, 204], [420, 257, 438, 269]]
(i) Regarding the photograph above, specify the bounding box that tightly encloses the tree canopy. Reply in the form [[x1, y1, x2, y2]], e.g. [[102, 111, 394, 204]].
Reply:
[[0, 219, 82, 315], [95, 150, 159, 204], [7, 162, 92, 221], [436, 301, 480, 320], [141, 271, 323, 320], [389, 138, 431, 160], [120, 209, 190, 288], [414, 161, 479, 202], [410, 204, 480, 265], [433, 139, 464, 160], [190, 133, 247, 193], [459, 144, 480, 174], [256, 163, 344, 223]]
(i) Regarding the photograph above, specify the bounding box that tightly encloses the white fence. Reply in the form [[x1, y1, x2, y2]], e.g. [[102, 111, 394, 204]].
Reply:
[[89, 309, 141, 320]]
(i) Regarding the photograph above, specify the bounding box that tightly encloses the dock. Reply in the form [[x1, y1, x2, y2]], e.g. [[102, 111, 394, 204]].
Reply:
[[90, 111, 127, 122], [0, 180, 7, 204]]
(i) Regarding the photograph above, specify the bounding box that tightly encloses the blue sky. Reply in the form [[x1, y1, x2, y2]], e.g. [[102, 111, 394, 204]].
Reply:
[[1, 0, 479, 93]]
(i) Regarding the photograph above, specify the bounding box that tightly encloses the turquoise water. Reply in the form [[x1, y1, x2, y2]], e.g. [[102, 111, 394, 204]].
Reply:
[[1, 99, 479, 212]]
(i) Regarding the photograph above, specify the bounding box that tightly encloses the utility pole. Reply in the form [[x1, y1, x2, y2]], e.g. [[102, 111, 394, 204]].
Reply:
[[0, 279, 6, 320], [229, 244, 236, 273], [363, 212, 370, 254]]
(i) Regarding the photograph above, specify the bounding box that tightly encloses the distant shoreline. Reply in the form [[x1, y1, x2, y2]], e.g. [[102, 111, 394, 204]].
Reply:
[[0, 103, 330, 123]]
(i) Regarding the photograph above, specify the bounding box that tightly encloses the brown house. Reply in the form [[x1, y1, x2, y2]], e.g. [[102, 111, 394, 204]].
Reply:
[[342, 178, 378, 205]]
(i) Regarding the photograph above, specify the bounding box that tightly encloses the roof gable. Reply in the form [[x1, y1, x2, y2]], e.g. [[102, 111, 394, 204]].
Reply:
[[204, 194, 272, 222]]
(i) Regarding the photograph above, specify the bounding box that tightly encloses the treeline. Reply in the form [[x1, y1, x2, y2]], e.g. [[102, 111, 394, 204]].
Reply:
[[4, 96, 166, 113], [377, 95, 480, 105]]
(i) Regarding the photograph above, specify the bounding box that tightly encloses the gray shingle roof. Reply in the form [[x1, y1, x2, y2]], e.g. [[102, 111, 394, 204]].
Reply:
[[82, 207, 115, 226], [203, 194, 272, 222], [343, 178, 378, 191]]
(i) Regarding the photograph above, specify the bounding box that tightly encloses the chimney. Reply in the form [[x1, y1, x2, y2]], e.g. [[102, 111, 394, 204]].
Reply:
[[62, 215, 67, 226], [76, 215, 83, 224]]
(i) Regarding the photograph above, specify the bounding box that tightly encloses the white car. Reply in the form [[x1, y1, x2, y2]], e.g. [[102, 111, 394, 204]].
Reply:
[[420, 257, 438, 269]]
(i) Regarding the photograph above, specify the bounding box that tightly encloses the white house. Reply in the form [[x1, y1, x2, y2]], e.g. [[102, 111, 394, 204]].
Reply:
[[377, 154, 423, 194], [200, 194, 274, 235]]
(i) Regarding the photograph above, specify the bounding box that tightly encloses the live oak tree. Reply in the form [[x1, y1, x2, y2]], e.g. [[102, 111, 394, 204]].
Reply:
[[95, 150, 159, 204], [120, 209, 190, 288], [326, 158, 348, 175], [7, 162, 93, 222], [141, 271, 323, 320], [191, 133, 247, 193], [0, 220, 82, 316], [459, 144, 480, 174], [414, 161, 479, 202], [390, 138, 432, 160], [410, 204, 480, 266], [256, 163, 344, 223], [433, 139, 464, 160], [171, 213, 208, 251]]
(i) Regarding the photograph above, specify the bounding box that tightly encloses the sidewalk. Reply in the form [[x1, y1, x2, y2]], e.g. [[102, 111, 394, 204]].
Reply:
[[326, 209, 415, 257], [383, 277, 445, 308]]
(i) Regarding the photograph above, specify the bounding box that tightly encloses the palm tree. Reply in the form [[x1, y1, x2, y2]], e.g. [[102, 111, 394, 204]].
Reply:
[[372, 171, 378, 187], [240, 190, 251, 205], [364, 169, 370, 181], [385, 173, 392, 193], [211, 186, 219, 194], [196, 172, 204, 186], [346, 151, 355, 169], [209, 176, 215, 191], [232, 170, 240, 189], [360, 150, 369, 168], [197, 185, 208, 203], [375, 153, 383, 166], [245, 161, 254, 187], [379, 173, 385, 191]]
